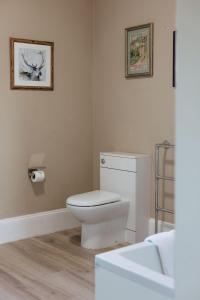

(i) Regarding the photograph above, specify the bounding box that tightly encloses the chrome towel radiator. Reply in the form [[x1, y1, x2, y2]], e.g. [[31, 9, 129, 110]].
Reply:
[[155, 140, 175, 233]]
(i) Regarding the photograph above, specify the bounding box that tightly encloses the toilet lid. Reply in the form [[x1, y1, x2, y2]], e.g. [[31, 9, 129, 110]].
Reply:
[[67, 190, 121, 207]]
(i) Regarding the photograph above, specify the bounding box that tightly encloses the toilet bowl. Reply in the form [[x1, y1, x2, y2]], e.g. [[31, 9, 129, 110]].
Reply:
[[67, 190, 129, 249]]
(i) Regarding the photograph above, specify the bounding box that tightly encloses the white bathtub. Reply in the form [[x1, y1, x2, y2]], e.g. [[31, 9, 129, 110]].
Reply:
[[95, 242, 175, 300]]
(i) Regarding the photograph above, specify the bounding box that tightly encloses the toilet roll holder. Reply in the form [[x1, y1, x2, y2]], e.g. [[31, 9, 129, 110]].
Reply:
[[28, 167, 46, 178]]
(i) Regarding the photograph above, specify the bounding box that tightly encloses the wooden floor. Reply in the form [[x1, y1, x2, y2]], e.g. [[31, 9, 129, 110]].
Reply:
[[0, 228, 127, 300]]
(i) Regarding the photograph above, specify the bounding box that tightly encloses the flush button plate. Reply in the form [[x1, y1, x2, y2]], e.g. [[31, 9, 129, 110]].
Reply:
[[101, 158, 106, 165], [100, 154, 137, 172]]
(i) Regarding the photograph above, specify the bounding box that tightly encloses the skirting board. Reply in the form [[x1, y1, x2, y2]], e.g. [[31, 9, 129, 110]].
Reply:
[[0, 211, 174, 245], [0, 208, 80, 245], [149, 218, 174, 235]]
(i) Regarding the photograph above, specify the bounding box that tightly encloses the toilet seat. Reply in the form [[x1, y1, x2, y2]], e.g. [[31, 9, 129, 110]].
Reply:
[[66, 190, 129, 249], [67, 190, 121, 207]]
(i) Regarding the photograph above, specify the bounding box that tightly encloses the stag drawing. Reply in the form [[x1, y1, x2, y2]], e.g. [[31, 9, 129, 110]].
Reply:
[[20, 51, 45, 81]]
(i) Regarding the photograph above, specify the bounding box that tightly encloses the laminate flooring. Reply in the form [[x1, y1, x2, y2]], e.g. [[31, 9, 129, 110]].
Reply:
[[0, 227, 128, 300]]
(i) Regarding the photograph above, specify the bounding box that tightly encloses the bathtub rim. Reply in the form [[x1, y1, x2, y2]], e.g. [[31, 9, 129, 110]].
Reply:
[[95, 242, 175, 298]]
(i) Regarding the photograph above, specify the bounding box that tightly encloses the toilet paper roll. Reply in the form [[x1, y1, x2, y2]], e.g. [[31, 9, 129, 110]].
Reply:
[[31, 170, 45, 183]]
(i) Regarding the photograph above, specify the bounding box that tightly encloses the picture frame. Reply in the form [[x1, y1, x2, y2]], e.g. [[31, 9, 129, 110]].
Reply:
[[10, 38, 54, 90], [125, 23, 153, 78], [172, 31, 176, 88]]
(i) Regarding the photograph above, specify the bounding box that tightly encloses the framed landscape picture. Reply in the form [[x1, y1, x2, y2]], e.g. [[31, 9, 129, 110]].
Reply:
[[172, 30, 176, 88], [10, 38, 54, 90], [125, 23, 153, 78]]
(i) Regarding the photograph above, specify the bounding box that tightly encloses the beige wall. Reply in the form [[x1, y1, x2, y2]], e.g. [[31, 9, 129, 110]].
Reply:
[[92, 0, 176, 217], [0, 0, 175, 220], [0, 0, 93, 218]]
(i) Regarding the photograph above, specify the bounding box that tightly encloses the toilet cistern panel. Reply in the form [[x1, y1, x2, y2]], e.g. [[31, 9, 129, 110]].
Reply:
[[100, 152, 151, 243], [100, 153, 137, 232], [100, 167, 136, 231]]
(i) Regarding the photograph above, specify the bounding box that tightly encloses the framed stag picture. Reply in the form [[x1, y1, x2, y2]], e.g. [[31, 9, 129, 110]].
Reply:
[[10, 38, 54, 90], [125, 23, 153, 78]]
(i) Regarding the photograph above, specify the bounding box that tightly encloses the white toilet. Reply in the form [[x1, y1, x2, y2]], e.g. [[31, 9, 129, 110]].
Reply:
[[67, 152, 151, 249], [67, 190, 129, 249]]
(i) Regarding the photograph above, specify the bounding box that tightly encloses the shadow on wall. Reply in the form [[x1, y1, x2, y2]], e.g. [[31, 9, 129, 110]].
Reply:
[[31, 182, 45, 196], [28, 153, 46, 196]]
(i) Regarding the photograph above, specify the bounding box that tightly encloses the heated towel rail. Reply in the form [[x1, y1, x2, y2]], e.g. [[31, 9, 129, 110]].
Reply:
[[155, 140, 175, 233]]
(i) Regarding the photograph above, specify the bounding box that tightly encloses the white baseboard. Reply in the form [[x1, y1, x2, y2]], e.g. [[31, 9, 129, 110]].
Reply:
[[0, 208, 80, 245], [0, 211, 174, 245], [148, 218, 174, 235]]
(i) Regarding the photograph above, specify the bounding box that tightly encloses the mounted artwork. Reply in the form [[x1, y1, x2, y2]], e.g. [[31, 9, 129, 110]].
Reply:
[[10, 38, 54, 90], [125, 23, 153, 78], [172, 31, 176, 88]]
